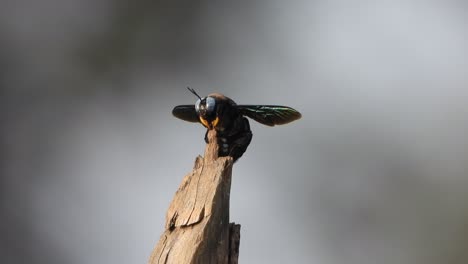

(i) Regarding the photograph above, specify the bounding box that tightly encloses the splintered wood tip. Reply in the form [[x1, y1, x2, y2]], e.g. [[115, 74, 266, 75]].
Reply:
[[204, 129, 219, 162]]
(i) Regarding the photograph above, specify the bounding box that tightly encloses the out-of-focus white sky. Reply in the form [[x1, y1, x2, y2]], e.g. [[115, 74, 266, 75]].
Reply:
[[2, 1, 468, 263]]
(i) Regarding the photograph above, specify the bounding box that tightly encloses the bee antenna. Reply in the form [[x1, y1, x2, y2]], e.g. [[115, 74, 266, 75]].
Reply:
[[187, 86, 202, 100]]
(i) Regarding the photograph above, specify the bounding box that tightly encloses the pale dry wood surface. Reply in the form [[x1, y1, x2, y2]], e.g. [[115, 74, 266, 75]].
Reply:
[[148, 130, 241, 264]]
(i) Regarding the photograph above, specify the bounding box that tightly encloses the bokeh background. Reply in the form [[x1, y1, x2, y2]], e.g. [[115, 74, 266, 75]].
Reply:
[[2, 0, 468, 263]]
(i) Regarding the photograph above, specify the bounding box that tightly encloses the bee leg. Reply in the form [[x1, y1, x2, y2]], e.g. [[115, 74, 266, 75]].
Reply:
[[229, 132, 252, 162], [229, 117, 253, 162], [204, 129, 209, 144], [217, 137, 229, 156]]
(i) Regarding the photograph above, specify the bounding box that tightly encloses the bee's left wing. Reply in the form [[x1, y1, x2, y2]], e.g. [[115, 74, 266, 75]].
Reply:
[[238, 105, 301, 126], [172, 105, 200, 123]]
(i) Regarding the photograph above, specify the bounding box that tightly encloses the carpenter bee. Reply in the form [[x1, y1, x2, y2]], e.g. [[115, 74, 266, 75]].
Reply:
[[172, 87, 301, 162]]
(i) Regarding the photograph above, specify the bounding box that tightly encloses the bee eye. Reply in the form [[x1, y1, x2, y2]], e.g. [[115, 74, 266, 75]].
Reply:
[[206, 97, 216, 112], [195, 99, 201, 112]]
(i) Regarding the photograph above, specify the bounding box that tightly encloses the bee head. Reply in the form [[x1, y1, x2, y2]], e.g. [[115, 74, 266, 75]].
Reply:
[[195, 96, 216, 120], [187, 87, 219, 128]]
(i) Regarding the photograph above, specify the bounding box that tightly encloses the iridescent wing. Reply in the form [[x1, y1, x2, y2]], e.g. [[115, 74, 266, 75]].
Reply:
[[172, 105, 199, 123], [238, 105, 301, 126]]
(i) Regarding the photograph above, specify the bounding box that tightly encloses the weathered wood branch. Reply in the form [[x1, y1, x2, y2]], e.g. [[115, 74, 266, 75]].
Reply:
[[148, 130, 241, 264]]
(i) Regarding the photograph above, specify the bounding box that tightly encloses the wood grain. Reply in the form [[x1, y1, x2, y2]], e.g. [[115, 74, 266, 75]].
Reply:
[[148, 129, 241, 264]]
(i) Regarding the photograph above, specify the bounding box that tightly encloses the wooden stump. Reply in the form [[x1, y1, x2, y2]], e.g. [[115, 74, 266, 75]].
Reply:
[[148, 130, 241, 264]]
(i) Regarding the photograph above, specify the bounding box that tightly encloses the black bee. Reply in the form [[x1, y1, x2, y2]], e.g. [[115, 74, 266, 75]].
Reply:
[[172, 87, 301, 162]]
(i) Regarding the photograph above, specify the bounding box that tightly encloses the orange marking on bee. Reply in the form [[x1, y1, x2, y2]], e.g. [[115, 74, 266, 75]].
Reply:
[[200, 117, 210, 128], [211, 117, 219, 128]]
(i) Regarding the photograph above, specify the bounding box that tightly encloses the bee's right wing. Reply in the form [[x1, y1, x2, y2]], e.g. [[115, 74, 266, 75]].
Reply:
[[172, 105, 200, 123]]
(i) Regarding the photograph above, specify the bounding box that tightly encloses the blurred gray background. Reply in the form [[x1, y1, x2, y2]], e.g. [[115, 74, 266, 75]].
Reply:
[[2, 0, 468, 263]]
